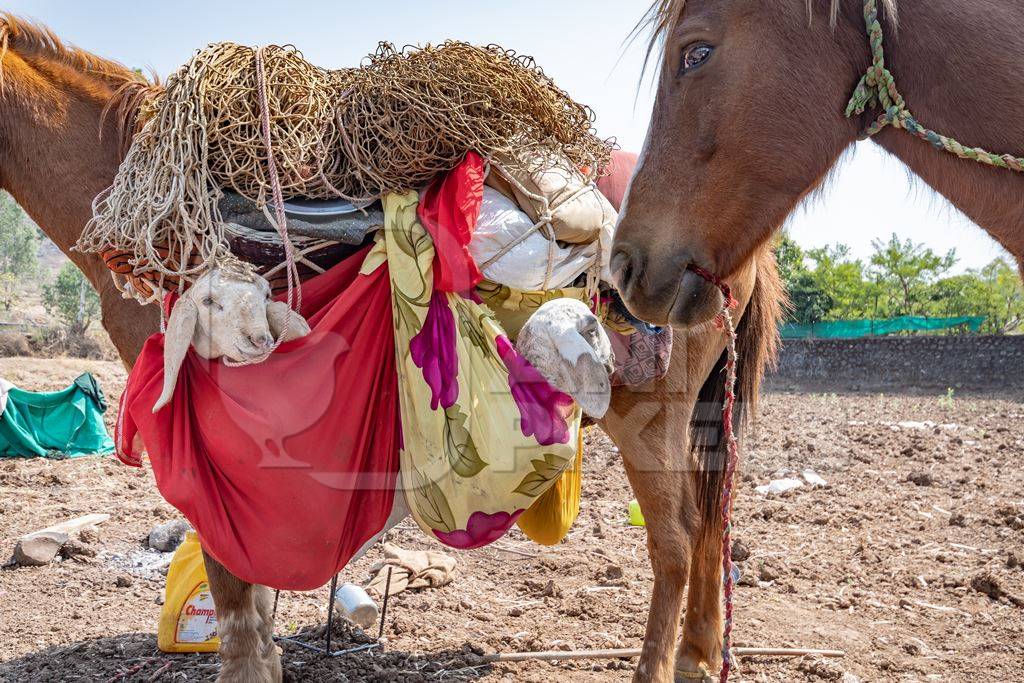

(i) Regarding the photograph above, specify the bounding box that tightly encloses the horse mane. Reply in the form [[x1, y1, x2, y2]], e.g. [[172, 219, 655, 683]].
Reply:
[[0, 13, 159, 152], [693, 247, 787, 526], [635, 0, 899, 75], [0, 14, 145, 88]]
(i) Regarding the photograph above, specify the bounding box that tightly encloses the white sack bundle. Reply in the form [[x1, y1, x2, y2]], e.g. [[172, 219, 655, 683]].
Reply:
[[486, 153, 617, 245], [469, 187, 606, 291]]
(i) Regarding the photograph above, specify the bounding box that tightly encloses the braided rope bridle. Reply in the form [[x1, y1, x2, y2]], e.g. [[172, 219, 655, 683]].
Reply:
[[847, 0, 1024, 172]]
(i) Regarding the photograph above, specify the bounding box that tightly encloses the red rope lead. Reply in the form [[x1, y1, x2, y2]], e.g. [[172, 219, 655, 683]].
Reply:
[[687, 264, 738, 311], [687, 264, 739, 683]]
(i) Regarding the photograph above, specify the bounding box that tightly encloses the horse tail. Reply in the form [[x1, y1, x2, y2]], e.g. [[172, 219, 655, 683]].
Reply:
[[693, 246, 786, 526]]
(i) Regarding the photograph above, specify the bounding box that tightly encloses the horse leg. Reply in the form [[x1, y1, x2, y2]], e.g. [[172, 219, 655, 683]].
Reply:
[[676, 518, 723, 679], [603, 394, 698, 682], [628, 460, 696, 682], [202, 550, 282, 683]]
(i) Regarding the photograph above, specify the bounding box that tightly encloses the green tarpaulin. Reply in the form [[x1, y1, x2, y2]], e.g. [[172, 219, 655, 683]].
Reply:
[[0, 373, 114, 458], [781, 316, 985, 339]]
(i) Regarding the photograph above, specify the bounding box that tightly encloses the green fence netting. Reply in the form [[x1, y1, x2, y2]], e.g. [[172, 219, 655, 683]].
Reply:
[[780, 316, 985, 339]]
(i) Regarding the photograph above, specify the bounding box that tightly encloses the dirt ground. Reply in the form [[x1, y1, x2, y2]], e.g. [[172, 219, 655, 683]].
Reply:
[[1, 356, 1022, 682]]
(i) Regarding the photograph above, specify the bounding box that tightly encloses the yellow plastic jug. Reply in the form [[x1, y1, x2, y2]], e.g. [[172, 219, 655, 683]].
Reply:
[[157, 531, 220, 653], [628, 498, 646, 527]]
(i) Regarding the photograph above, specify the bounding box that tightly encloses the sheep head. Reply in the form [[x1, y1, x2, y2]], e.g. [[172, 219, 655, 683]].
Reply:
[[516, 299, 615, 418], [152, 262, 311, 413]]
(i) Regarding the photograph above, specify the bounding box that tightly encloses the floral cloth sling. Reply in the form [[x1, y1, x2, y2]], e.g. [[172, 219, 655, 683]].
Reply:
[[362, 188, 582, 549]]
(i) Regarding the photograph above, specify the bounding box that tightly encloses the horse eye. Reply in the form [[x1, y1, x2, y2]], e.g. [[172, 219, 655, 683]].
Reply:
[[680, 43, 714, 74]]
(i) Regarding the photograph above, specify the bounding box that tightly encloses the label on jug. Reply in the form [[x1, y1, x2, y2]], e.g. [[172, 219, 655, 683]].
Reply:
[[175, 581, 218, 644]]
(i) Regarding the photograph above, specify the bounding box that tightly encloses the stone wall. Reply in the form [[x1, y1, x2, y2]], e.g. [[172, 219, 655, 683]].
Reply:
[[767, 335, 1024, 392]]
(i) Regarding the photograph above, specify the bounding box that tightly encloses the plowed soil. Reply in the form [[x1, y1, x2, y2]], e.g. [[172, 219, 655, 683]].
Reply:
[[1, 357, 1022, 682]]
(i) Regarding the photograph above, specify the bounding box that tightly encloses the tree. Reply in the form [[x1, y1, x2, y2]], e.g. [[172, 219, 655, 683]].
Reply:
[[775, 234, 831, 324], [42, 262, 101, 336], [0, 192, 40, 311], [978, 258, 1024, 333], [786, 270, 834, 324], [931, 258, 1024, 334], [869, 233, 956, 317], [774, 233, 806, 286], [805, 244, 874, 319]]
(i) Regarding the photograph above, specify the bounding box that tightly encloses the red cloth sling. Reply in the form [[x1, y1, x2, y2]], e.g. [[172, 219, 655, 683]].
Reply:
[[418, 151, 485, 293], [115, 249, 400, 590]]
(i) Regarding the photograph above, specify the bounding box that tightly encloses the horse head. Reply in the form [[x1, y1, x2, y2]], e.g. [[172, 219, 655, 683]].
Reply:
[[612, 0, 892, 326]]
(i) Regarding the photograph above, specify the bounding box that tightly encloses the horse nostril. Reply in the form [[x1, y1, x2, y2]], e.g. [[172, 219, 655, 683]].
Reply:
[[611, 243, 643, 296]]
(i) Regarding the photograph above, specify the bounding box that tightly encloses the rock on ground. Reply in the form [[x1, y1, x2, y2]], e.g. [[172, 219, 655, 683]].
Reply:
[[12, 531, 68, 567], [148, 520, 191, 553]]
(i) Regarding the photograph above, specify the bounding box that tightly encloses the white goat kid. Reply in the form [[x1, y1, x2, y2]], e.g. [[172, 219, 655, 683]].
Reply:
[[516, 298, 615, 418], [152, 262, 311, 412]]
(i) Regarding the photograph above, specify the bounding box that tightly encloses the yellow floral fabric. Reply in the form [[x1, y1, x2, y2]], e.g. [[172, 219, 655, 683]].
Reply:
[[372, 192, 582, 549]]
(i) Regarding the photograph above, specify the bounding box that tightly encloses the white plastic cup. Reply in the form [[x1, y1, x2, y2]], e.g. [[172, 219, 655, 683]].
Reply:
[[334, 583, 379, 629]]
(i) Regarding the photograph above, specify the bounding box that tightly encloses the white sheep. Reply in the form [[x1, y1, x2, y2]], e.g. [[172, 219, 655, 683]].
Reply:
[[516, 298, 615, 418], [152, 262, 311, 412]]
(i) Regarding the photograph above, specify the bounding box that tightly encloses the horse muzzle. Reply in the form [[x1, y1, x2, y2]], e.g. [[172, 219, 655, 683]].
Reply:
[[610, 242, 724, 328]]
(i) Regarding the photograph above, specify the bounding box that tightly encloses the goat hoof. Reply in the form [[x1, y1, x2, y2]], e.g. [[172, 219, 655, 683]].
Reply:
[[674, 664, 714, 683]]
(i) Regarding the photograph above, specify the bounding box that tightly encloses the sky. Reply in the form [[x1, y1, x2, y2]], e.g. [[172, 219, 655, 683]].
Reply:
[[7, 0, 1008, 273]]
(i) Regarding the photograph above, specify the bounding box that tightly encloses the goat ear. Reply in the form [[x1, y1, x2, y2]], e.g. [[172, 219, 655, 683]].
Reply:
[[266, 300, 311, 343], [153, 297, 198, 413], [579, 315, 616, 375], [565, 332, 612, 418]]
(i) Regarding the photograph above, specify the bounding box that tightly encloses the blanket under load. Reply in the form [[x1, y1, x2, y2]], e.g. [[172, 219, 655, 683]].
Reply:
[[116, 155, 584, 590]]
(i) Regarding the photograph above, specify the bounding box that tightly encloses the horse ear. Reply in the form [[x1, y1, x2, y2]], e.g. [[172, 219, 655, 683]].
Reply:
[[153, 298, 198, 413], [266, 300, 311, 342]]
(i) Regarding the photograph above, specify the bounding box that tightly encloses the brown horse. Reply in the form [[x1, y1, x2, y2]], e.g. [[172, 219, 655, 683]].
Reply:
[[0, 15, 158, 365], [0, 15, 783, 682], [614, 0, 1024, 329]]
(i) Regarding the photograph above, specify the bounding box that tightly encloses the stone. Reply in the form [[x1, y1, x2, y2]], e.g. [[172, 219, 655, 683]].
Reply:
[[737, 565, 758, 587], [78, 528, 100, 545], [759, 559, 783, 582], [148, 519, 191, 552], [731, 538, 751, 562], [603, 564, 624, 581], [9, 514, 109, 566], [971, 573, 1004, 600], [907, 471, 935, 487], [60, 538, 97, 560], [12, 531, 68, 566]]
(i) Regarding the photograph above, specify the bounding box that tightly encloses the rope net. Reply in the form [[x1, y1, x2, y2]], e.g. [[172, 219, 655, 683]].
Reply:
[[77, 40, 612, 286]]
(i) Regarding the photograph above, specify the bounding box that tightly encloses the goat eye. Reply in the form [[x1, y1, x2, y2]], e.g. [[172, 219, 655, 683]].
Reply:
[[202, 297, 214, 307], [680, 43, 714, 74]]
